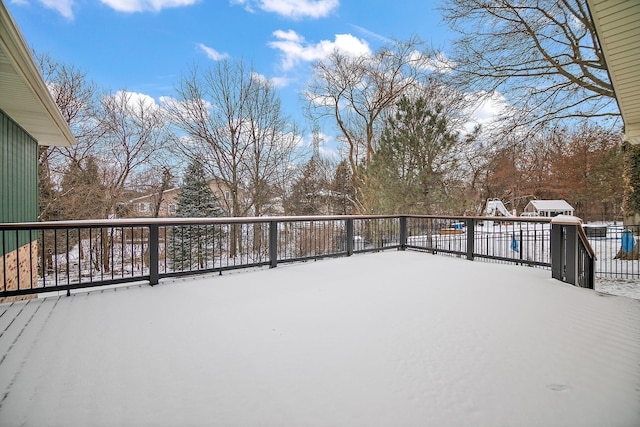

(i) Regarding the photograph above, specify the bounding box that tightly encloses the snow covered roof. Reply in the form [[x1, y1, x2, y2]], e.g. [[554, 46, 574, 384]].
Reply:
[[526, 199, 574, 212], [1, 252, 638, 426]]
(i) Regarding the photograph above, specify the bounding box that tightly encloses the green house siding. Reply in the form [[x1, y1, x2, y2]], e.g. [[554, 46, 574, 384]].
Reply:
[[1, 108, 38, 256]]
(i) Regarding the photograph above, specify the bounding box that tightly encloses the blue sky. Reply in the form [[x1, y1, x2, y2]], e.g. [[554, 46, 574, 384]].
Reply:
[[6, 0, 458, 153]]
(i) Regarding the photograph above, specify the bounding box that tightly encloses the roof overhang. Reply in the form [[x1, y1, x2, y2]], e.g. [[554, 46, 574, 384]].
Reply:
[[0, 2, 75, 147], [587, 0, 640, 145]]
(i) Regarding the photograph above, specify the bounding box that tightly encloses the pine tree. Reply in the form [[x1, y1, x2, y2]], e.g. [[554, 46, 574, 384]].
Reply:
[[284, 158, 329, 215], [169, 160, 223, 271], [366, 96, 463, 214], [329, 160, 356, 215]]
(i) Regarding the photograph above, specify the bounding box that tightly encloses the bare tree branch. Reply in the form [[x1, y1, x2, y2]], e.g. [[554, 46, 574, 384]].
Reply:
[[305, 37, 439, 211], [440, 0, 619, 128]]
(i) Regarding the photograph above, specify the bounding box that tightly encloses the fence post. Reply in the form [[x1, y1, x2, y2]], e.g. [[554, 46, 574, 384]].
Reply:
[[466, 218, 475, 261], [269, 221, 278, 268], [519, 229, 524, 264], [551, 222, 564, 282], [584, 245, 595, 290], [550, 215, 595, 289], [346, 218, 354, 256], [399, 216, 407, 251], [149, 224, 159, 286], [552, 221, 577, 284]]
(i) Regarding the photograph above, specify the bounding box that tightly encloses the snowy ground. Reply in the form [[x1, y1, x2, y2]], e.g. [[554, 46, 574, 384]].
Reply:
[[1, 251, 639, 426], [596, 277, 640, 299]]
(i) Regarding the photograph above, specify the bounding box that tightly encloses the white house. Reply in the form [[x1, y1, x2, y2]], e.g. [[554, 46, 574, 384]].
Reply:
[[522, 200, 574, 218]]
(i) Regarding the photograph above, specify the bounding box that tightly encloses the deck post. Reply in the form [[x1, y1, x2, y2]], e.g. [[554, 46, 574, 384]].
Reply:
[[399, 216, 407, 251], [149, 224, 159, 286], [269, 220, 278, 268], [346, 218, 354, 256], [466, 218, 475, 261], [550, 216, 595, 289]]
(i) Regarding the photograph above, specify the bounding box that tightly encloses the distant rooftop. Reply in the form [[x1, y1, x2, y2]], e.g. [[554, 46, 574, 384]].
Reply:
[[1, 252, 638, 426], [527, 199, 574, 211]]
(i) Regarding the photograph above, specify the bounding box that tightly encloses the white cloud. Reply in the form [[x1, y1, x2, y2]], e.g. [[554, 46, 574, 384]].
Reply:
[[269, 30, 370, 70], [320, 144, 339, 159], [37, 0, 75, 19], [332, 34, 371, 56], [470, 91, 508, 122], [109, 90, 160, 115], [100, 0, 199, 13], [14, 0, 197, 18], [462, 91, 510, 134], [158, 95, 175, 107], [269, 76, 290, 88], [231, 0, 338, 19], [252, 72, 290, 88], [160, 95, 215, 119], [409, 50, 455, 73], [272, 29, 304, 43], [198, 43, 229, 61], [252, 72, 269, 84]]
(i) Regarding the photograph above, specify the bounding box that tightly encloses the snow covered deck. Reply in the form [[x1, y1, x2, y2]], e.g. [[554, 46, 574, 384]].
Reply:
[[1, 251, 639, 426]]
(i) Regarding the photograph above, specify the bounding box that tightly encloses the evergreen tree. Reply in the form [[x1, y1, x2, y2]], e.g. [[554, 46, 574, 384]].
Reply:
[[366, 96, 465, 214], [284, 158, 329, 215], [329, 160, 356, 215], [169, 160, 223, 271]]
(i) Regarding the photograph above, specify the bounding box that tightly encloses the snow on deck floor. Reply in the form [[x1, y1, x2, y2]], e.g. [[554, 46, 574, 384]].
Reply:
[[0, 252, 639, 427]]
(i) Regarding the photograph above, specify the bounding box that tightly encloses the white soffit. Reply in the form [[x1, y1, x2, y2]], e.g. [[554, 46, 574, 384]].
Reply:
[[0, 2, 75, 147], [588, 0, 640, 144]]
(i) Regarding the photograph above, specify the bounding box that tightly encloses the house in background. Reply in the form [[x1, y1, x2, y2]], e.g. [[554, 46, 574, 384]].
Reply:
[[522, 200, 574, 218], [127, 178, 288, 218], [128, 180, 235, 218], [1, 2, 76, 296], [128, 187, 181, 218]]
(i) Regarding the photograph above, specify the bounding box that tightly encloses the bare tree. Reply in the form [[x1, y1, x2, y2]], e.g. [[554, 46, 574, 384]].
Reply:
[[244, 74, 302, 217], [34, 51, 98, 136], [96, 90, 170, 218], [440, 0, 618, 127], [478, 124, 624, 219], [33, 52, 102, 221], [169, 61, 300, 215], [150, 167, 175, 218], [59, 156, 107, 220], [35, 53, 169, 222], [168, 59, 300, 254], [86, 90, 170, 271], [440, 0, 640, 225], [129, 166, 175, 218], [305, 37, 437, 212]]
